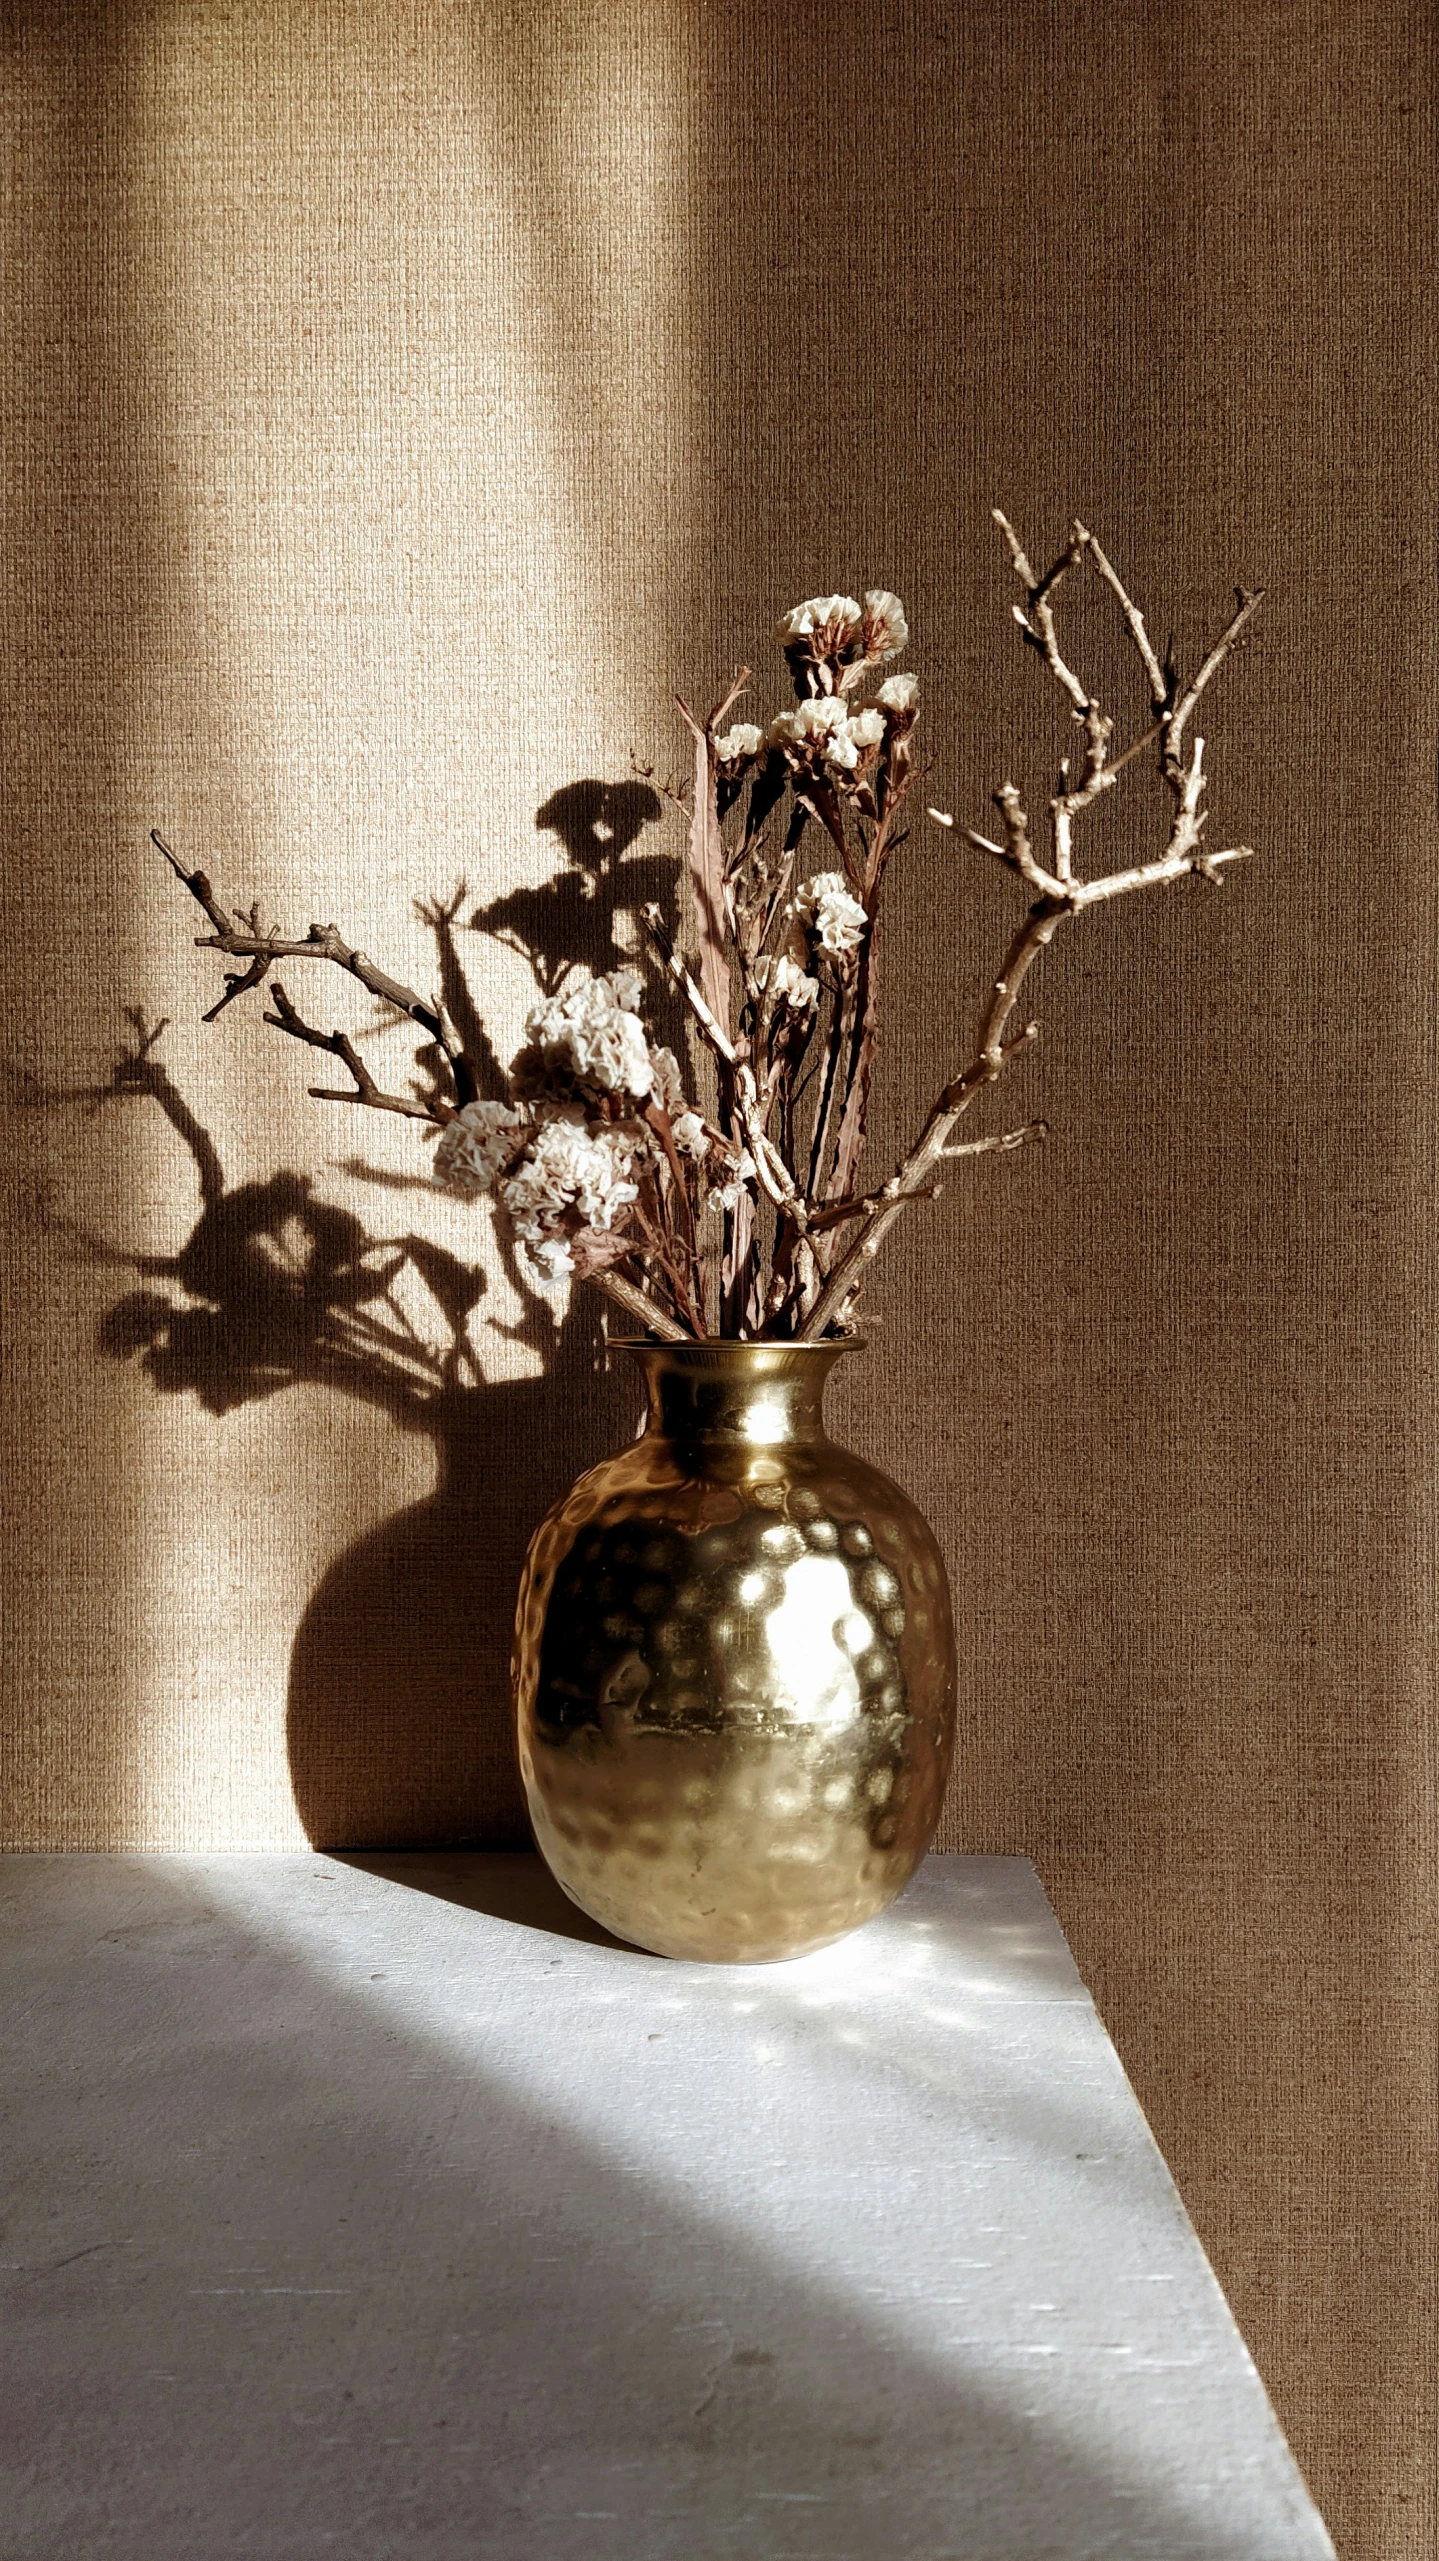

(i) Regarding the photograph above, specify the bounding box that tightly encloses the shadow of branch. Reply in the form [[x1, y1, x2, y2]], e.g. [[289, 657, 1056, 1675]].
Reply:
[[34, 796, 686, 1845]]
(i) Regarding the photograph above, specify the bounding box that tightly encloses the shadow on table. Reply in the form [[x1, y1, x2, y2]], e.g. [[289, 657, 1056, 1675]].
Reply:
[[6, 1853, 1307, 2561], [333, 1848, 636, 1952]]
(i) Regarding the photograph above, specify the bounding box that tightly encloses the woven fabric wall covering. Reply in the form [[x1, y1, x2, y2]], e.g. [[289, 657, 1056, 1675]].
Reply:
[[1, 3, 1432, 2550]]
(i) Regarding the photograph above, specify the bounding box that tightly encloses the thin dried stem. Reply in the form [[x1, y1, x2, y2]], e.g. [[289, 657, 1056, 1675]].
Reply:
[[155, 833, 477, 1103], [265, 983, 446, 1123], [591, 1268, 691, 1343], [1170, 590, 1266, 754], [641, 901, 738, 1069], [798, 514, 1261, 1338]]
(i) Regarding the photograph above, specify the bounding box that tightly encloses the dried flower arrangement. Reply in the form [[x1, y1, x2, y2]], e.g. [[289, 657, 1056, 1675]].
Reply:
[[157, 514, 1262, 1343]]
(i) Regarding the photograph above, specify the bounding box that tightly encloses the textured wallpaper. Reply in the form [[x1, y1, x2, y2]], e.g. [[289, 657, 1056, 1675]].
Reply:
[[1, 3, 1433, 2551]]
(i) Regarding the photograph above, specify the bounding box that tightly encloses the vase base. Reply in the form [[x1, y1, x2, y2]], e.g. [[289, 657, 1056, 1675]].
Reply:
[[533, 1821, 929, 1964]]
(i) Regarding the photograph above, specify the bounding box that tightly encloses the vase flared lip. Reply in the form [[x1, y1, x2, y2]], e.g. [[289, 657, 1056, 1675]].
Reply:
[[608, 1335, 865, 1357]]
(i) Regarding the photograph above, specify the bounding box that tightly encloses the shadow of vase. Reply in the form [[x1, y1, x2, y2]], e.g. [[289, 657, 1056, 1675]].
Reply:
[[285, 1317, 638, 1848]]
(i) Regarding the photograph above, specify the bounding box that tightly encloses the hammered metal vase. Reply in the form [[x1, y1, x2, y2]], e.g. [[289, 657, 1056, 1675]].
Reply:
[[514, 1340, 956, 1962]]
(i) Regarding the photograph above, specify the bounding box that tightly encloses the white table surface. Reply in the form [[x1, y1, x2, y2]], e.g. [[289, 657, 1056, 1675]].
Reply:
[[0, 1851, 1332, 2561]]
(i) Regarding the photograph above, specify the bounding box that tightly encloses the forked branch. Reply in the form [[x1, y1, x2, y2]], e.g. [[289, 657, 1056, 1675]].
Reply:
[[264, 982, 445, 1122], [797, 520, 1262, 1338], [153, 832, 477, 1105], [157, 521, 1260, 1347]]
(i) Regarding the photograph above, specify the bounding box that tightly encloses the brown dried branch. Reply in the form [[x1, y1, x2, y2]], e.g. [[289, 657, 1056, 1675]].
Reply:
[[804, 1175, 945, 1234], [1169, 589, 1266, 755], [264, 983, 447, 1122], [628, 752, 691, 820], [797, 908, 1059, 1339], [155, 831, 476, 1104], [591, 1267, 692, 1344], [676, 675, 747, 1043], [798, 515, 1262, 1339], [825, 776, 916, 1206], [204, 945, 275, 1023], [640, 901, 739, 1068], [804, 969, 856, 1201], [991, 511, 1091, 714], [941, 1118, 1049, 1161], [1076, 526, 1169, 705]]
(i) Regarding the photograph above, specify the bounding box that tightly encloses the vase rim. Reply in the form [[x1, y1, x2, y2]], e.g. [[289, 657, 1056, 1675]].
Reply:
[[608, 1335, 865, 1357]]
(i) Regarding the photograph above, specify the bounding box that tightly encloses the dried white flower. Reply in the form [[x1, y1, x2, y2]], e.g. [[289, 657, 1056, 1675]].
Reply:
[[714, 722, 763, 765], [433, 1100, 529, 1198], [776, 594, 861, 648], [513, 970, 654, 1102], [797, 871, 867, 958], [499, 1119, 639, 1241], [650, 1047, 707, 1153], [706, 1149, 757, 1215], [794, 695, 851, 741], [753, 953, 820, 1014], [527, 1234, 576, 1285], [878, 671, 919, 712], [862, 590, 909, 661], [767, 697, 880, 774], [651, 1046, 687, 1115]]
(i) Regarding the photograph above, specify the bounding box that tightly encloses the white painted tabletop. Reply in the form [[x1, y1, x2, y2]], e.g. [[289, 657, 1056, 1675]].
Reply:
[[0, 1852, 1331, 2560]]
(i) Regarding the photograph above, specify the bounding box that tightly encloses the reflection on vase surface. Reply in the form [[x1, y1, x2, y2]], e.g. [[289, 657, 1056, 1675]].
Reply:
[[514, 1341, 955, 1961]]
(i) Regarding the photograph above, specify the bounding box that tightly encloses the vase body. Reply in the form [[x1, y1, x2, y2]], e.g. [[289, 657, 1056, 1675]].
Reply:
[[514, 1341, 956, 1962]]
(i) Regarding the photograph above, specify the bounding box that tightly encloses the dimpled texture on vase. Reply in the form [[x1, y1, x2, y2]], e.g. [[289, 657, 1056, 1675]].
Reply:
[[513, 1341, 956, 1961]]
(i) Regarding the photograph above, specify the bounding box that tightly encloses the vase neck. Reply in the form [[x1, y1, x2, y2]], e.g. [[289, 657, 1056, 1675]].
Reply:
[[620, 1340, 858, 1447]]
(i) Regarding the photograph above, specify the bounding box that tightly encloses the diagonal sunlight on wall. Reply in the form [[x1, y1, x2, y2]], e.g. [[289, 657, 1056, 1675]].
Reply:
[[0, 8, 189, 1850], [6, 2, 705, 1849]]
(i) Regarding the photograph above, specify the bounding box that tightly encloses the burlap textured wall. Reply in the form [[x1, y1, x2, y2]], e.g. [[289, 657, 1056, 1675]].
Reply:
[[1, 3, 1432, 2551]]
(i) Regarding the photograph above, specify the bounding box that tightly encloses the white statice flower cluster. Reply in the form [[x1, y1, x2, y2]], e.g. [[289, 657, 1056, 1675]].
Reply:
[[797, 871, 868, 959], [753, 952, 820, 1015], [432, 969, 715, 1290], [859, 590, 908, 662], [766, 695, 887, 778], [432, 1100, 529, 1199], [705, 1149, 756, 1216], [776, 593, 861, 651], [653, 1045, 711, 1158], [774, 589, 908, 667], [720, 587, 916, 798], [511, 968, 653, 1103], [498, 1118, 639, 1282]]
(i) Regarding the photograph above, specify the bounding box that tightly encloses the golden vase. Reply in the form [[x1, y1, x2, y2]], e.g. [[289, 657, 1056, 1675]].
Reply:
[[513, 1340, 956, 1962]]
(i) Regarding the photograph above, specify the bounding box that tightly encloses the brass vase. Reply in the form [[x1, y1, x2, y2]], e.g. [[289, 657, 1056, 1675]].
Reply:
[[513, 1340, 955, 1962]]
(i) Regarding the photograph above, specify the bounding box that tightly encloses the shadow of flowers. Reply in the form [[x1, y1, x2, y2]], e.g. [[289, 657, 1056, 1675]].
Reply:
[[38, 784, 680, 1844]]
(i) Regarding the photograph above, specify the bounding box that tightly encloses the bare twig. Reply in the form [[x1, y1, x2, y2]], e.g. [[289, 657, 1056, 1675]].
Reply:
[[1075, 526, 1169, 705], [1169, 590, 1266, 755], [941, 1119, 1048, 1160], [592, 1268, 692, 1344], [640, 901, 739, 1068], [265, 983, 446, 1123], [156, 832, 477, 1104], [798, 514, 1260, 1337], [991, 511, 1091, 714]]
